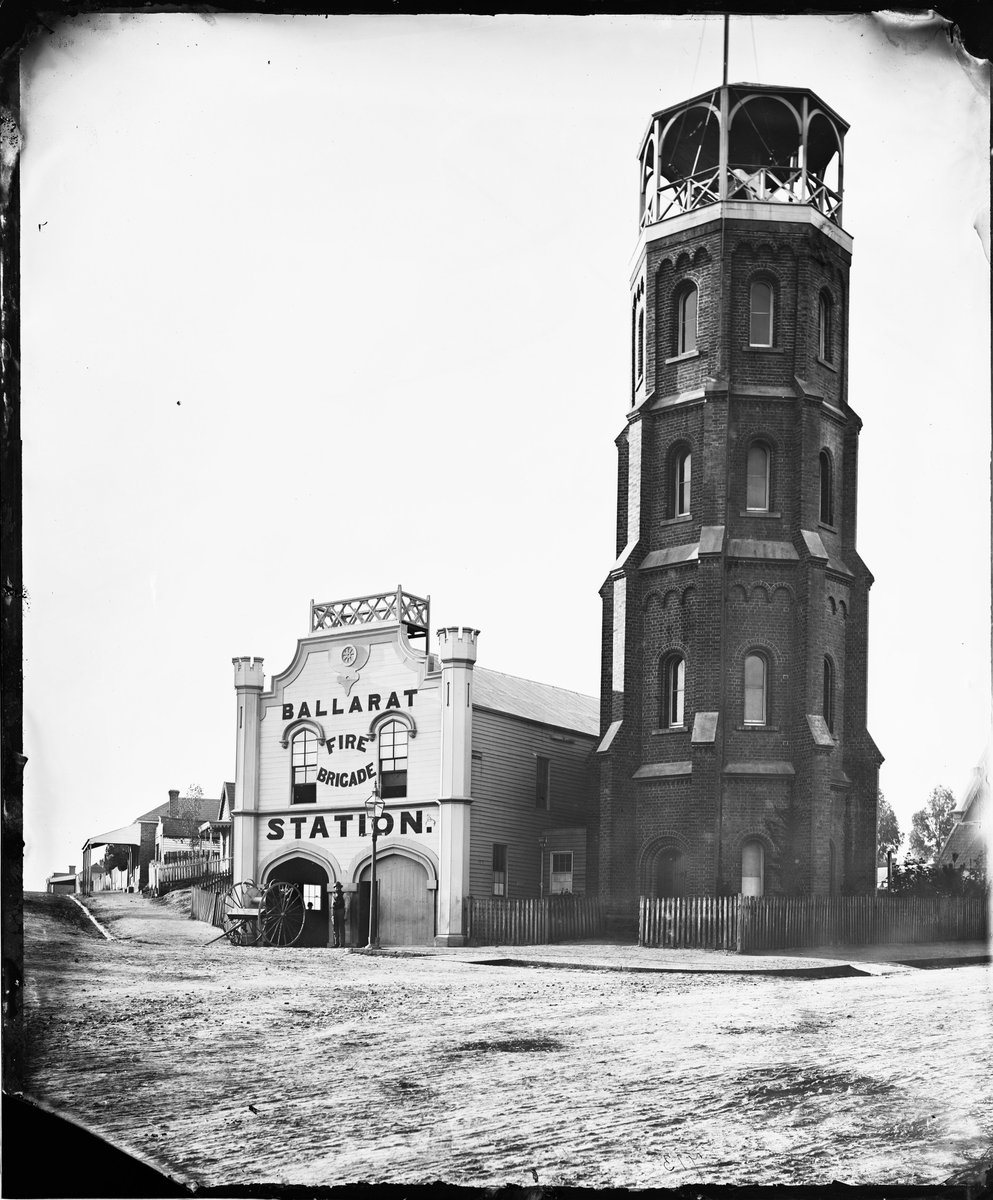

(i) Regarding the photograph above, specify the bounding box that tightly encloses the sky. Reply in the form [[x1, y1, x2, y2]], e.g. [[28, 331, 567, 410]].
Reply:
[[19, 12, 990, 887]]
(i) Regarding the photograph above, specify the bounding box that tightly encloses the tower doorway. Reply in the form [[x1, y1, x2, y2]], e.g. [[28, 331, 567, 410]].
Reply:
[[656, 848, 685, 897], [266, 857, 331, 948]]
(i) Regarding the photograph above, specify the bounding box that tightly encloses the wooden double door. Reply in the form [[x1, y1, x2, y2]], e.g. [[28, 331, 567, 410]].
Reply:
[[359, 853, 435, 946]]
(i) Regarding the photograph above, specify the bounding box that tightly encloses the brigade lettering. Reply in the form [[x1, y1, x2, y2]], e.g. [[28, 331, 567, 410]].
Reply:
[[266, 810, 425, 840], [282, 689, 417, 721]]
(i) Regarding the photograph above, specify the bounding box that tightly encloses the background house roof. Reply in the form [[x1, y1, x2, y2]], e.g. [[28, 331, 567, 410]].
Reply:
[[472, 667, 599, 737]]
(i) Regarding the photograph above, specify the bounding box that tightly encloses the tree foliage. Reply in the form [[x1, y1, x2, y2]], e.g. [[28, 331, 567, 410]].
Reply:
[[180, 783, 205, 851], [907, 786, 957, 863], [876, 791, 902, 864], [102, 844, 131, 874]]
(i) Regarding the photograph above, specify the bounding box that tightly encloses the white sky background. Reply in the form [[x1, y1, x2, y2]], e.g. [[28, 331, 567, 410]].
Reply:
[[20, 12, 990, 887]]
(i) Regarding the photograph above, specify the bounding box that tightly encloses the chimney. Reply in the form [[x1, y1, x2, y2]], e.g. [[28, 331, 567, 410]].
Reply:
[[169, 788, 180, 817], [68, 865, 76, 875]]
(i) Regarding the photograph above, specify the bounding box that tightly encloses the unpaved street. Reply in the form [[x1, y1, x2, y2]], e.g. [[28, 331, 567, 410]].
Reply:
[[21, 892, 993, 1190]]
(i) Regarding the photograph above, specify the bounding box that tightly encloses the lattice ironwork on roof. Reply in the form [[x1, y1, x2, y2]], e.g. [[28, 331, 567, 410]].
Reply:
[[310, 586, 430, 638]]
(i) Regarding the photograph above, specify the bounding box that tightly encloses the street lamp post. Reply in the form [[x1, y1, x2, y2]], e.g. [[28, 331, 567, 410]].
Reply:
[[364, 785, 385, 948]]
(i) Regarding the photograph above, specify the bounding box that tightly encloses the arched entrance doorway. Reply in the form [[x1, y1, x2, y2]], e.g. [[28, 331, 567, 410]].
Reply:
[[358, 852, 435, 946], [266, 856, 331, 948]]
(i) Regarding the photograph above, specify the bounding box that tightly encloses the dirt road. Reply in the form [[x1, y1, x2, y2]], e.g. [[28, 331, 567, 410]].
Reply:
[[20, 891, 993, 1190]]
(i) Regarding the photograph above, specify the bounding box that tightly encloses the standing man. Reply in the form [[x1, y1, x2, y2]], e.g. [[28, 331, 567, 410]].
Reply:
[[331, 882, 346, 948]]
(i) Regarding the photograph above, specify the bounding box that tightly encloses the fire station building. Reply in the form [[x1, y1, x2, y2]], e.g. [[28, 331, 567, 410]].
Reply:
[[230, 587, 598, 947]]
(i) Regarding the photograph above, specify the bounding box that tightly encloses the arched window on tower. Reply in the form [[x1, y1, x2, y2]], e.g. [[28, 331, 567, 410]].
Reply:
[[743, 652, 768, 726], [673, 448, 691, 516], [636, 309, 645, 382], [291, 729, 318, 804], [660, 653, 686, 729], [741, 839, 765, 896], [746, 441, 771, 512], [823, 656, 835, 734], [819, 450, 834, 526], [676, 282, 698, 356], [749, 280, 775, 347], [818, 290, 834, 363], [378, 719, 409, 799]]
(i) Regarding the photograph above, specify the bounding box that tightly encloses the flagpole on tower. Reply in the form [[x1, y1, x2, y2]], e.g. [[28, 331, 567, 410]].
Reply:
[[723, 13, 729, 87]]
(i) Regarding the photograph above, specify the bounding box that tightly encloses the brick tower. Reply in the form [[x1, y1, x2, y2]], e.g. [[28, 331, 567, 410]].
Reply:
[[597, 84, 881, 915]]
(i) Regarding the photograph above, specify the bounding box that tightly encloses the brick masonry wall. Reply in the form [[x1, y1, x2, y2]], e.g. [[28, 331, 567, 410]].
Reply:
[[600, 212, 878, 905]]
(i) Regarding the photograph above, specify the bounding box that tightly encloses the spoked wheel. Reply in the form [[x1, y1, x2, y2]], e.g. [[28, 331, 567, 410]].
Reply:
[[221, 880, 263, 946], [258, 882, 307, 947]]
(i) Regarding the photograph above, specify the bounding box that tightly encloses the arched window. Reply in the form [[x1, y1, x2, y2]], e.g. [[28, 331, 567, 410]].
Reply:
[[291, 730, 318, 804], [823, 656, 835, 734], [743, 653, 767, 726], [660, 653, 686, 729], [636, 309, 645, 381], [741, 839, 764, 897], [746, 442, 771, 511], [749, 280, 775, 347], [818, 290, 834, 362], [673, 448, 691, 516], [378, 719, 409, 799], [819, 450, 834, 525], [676, 283, 698, 356]]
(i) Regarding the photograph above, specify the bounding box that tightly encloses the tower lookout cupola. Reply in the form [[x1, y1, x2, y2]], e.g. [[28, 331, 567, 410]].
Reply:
[[639, 84, 847, 233]]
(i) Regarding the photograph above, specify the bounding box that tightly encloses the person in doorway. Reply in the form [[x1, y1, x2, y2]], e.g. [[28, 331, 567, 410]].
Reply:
[[331, 882, 346, 948]]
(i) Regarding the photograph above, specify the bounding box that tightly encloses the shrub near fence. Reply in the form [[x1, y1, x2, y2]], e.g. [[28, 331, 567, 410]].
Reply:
[[464, 895, 604, 946], [639, 894, 990, 953]]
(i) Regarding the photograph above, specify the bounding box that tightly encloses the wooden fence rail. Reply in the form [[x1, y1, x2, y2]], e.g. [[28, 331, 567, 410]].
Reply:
[[465, 896, 604, 946], [639, 895, 740, 950], [152, 855, 232, 896], [189, 885, 226, 928], [639, 894, 989, 953]]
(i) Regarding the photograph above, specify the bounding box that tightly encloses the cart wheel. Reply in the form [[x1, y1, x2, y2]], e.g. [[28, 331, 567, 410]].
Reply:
[[259, 882, 306, 947], [221, 880, 262, 946]]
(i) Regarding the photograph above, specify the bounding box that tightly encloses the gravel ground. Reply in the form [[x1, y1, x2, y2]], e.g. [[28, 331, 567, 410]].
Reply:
[[21, 891, 993, 1191]]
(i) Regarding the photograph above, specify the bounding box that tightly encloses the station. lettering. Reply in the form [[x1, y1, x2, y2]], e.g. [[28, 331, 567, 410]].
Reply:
[[266, 810, 426, 841]]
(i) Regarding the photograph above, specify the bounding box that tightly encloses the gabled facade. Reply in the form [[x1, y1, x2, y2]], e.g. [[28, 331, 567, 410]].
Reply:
[[232, 587, 598, 947]]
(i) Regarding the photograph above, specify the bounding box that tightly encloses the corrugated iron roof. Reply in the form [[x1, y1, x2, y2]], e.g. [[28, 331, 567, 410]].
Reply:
[[472, 667, 599, 736]]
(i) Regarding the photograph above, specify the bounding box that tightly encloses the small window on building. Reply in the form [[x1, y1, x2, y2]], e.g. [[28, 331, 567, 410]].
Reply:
[[303, 883, 322, 910], [550, 852, 574, 894], [291, 729, 318, 804], [676, 283, 698, 356], [636, 309, 645, 381], [749, 280, 774, 347], [492, 843, 508, 896], [823, 656, 835, 734], [746, 442, 771, 511], [743, 653, 767, 726], [741, 839, 764, 897], [818, 291, 833, 362], [660, 653, 686, 729], [535, 755, 550, 809], [378, 720, 408, 799], [673, 448, 691, 516], [819, 450, 834, 525]]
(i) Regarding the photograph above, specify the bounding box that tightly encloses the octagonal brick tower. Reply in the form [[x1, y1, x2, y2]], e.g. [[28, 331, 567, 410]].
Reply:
[[597, 83, 882, 916]]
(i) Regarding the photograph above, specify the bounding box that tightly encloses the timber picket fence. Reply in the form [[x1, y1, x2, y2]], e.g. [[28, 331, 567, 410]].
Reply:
[[190, 885, 226, 928], [639, 893, 989, 953], [152, 855, 232, 895], [639, 894, 740, 950], [465, 895, 604, 946]]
